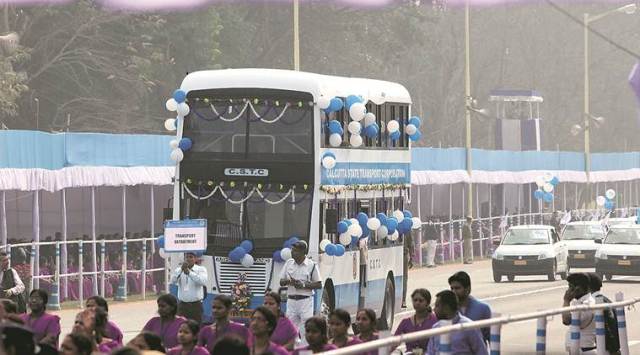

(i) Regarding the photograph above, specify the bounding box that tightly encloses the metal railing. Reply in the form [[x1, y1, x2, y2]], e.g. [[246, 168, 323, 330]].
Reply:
[[2, 237, 168, 309], [321, 292, 639, 355]]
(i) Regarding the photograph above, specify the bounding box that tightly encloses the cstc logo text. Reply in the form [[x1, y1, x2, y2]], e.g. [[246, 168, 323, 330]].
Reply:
[[224, 168, 269, 177]]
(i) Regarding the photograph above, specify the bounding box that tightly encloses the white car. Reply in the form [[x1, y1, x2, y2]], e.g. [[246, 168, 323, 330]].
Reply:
[[562, 221, 606, 268], [492, 225, 569, 282], [595, 225, 640, 281], [606, 217, 636, 227]]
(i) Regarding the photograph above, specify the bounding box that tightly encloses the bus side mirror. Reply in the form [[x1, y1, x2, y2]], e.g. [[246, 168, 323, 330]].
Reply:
[[594, 238, 603, 244], [492, 237, 501, 246], [325, 208, 338, 234]]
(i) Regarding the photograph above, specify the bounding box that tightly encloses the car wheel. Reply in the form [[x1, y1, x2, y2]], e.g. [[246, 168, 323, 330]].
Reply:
[[378, 276, 395, 331], [507, 274, 515, 282], [493, 271, 501, 283], [547, 261, 557, 281], [604, 274, 613, 281]]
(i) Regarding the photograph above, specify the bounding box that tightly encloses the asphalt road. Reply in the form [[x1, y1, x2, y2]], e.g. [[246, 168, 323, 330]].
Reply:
[[52, 259, 640, 354]]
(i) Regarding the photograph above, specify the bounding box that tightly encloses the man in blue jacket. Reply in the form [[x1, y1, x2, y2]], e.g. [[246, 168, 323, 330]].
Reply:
[[448, 271, 492, 342]]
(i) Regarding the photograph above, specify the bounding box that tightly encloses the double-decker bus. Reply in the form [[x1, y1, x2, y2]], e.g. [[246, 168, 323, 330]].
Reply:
[[167, 69, 414, 329]]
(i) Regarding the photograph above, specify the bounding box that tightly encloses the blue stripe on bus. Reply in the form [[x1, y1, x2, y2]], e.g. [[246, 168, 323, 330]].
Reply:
[[570, 332, 580, 340], [571, 319, 580, 326], [536, 329, 546, 337], [536, 343, 545, 351], [490, 334, 501, 342]]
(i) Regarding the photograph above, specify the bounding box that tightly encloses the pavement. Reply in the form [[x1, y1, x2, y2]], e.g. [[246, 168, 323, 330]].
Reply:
[[51, 259, 640, 353]]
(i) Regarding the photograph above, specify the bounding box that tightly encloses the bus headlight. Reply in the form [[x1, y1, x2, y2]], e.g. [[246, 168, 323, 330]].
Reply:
[[492, 251, 504, 260], [538, 251, 553, 260], [595, 250, 607, 260]]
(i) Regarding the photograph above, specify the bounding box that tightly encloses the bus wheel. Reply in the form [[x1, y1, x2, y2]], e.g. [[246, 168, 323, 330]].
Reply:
[[320, 283, 334, 321], [378, 276, 395, 331]]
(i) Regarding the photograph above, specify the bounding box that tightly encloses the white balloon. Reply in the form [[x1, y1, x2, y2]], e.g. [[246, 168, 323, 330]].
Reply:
[[158, 248, 168, 259], [605, 189, 616, 200], [535, 177, 546, 188], [364, 112, 376, 127], [241, 254, 254, 268], [177, 102, 190, 116], [319, 239, 331, 252], [349, 102, 366, 121], [393, 210, 405, 222], [321, 156, 336, 169], [543, 172, 553, 182], [596, 195, 606, 207], [348, 224, 363, 238], [170, 148, 184, 162], [366, 218, 381, 231], [348, 121, 362, 135], [405, 124, 417, 136], [377, 226, 388, 238], [317, 96, 331, 110], [411, 217, 422, 229], [350, 218, 359, 226], [164, 118, 177, 131], [339, 232, 352, 246], [349, 134, 363, 147], [329, 133, 343, 147], [165, 98, 178, 112], [388, 230, 399, 241], [169, 139, 179, 149], [543, 183, 554, 193], [280, 247, 292, 261], [387, 120, 399, 133]]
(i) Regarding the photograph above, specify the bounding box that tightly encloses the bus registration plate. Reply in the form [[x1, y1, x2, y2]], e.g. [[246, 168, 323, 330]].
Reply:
[[514, 260, 527, 265], [618, 260, 631, 266]]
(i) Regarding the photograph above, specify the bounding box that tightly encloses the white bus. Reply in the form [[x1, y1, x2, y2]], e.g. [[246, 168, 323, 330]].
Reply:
[[167, 69, 415, 329]]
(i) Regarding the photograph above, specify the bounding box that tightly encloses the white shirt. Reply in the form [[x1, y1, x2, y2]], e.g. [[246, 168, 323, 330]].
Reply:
[[0, 268, 25, 296], [278, 257, 321, 297], [170, 263, 208, 302], [565, 293, 596, 350]]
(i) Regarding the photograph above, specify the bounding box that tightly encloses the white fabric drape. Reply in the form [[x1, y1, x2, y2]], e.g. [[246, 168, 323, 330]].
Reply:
[[411, 169, 640, 185], [1, 192, 6, 246], [62, 189, 68, 298], [33, 191, 40, 288]]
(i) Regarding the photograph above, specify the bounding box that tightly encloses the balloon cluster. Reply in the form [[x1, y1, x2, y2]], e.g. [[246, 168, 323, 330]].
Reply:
[[321, 151, 336, 170], [272, 236, 302, 263], [404, 116, 422, 142], [533, 173, 559, 203], [165, 89, 192, 163], [596, 189, 616, 211], [228, 240, 255, 268]]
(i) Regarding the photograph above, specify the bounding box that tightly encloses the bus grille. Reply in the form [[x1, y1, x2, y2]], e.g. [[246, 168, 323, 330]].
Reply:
[[216, 259, 270, 295]]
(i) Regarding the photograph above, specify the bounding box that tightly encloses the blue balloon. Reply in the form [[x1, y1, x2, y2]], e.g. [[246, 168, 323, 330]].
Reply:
[[344, 219, 352, 226], [550, 176, 559, 186], [357, 212, 369, 226], [155, 235, 165, 248], [345, 95, 362, 110], [386, 217, 398, 233], [390, 130, 401, 141], [229, 247, 246, 263], [272, 249, 284, 262], [403, 210, 413, 219], [534, 190, 544, 200], [361, 227, 370, 238], [377, 213, 388, 226], [240, 240, 253, 253], [173, 89, 187, 103], [334, 244, 345, 257], [351, 236, 359, 246], [328, 120, 343, 135], [337, 221, 349, 234], [178, 137, 193, 151], [604, 200, 614, 210], [326, 98, 344, 113], [322, 151, 336, 161], [409, 130, 422, 141], [408, 116, 421, 129], [284, 236, 300, 249], [400, 219, 413, 233], [325, 243, 337, 256], [543, 192, 554, 203], [364, 123, 379, 139]]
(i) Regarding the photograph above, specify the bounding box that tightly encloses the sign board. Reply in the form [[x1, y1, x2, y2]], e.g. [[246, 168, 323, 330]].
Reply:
[[321, 162, 410, 185], [164, 219, 207, 253]]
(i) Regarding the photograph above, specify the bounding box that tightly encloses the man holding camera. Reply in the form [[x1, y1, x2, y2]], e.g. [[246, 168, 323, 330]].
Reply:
[[171, 252, 208, 324]]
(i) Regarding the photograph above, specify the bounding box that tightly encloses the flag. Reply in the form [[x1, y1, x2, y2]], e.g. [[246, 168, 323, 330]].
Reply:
[[630, 62, 640, 125], [560, 211, 572, 225]]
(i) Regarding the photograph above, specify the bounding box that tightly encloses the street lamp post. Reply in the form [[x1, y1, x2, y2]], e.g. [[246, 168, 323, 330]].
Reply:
[[293, 0, 300, 71], [34, 97, 39, 131], [464, 1, 473, 217]]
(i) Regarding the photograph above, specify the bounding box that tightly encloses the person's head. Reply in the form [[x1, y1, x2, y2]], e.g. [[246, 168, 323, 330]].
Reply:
[[0, 251, 8, 270], [448, 271, 471, 302], [177, 320, 200, 346], [304, 316, 329, 347], [184, 252, 197, 267], [410, 288, 432, 313], [567, 273, 591, 299], [291, 241, 307, 263], [329, 308, 351, 338], [250, 306, 277, 338], [127, 331, 165, 352], [212, 294, 232, 321], [157, 294, 178, 319], [263, 291, 282, 317], [355, 309, 377, 334], [587, 272, 603, 293], [28, 289, 48, 313], [0, 323, 36, 355], [110, 347, 142, 355], [211, 335, 250, 355], [434, 290, 459, 320], [60, 332, 94, 355], [86, 296, 109, 313], [0, 299, 17, 318]]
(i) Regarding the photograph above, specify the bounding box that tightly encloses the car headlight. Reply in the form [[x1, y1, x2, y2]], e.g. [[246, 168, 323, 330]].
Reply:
[[538, 251, 553, 260], [595, 250, 607, 260], [492, 251, 504, 260]]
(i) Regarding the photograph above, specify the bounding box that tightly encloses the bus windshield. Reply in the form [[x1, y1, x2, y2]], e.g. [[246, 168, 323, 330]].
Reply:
[[184, 88, 313, 158]]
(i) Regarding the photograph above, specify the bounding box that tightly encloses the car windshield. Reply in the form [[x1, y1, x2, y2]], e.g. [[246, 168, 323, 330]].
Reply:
[[502, 229, 550, 245], [605, 228, 640, 245], [562, 225, 604, 240]]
